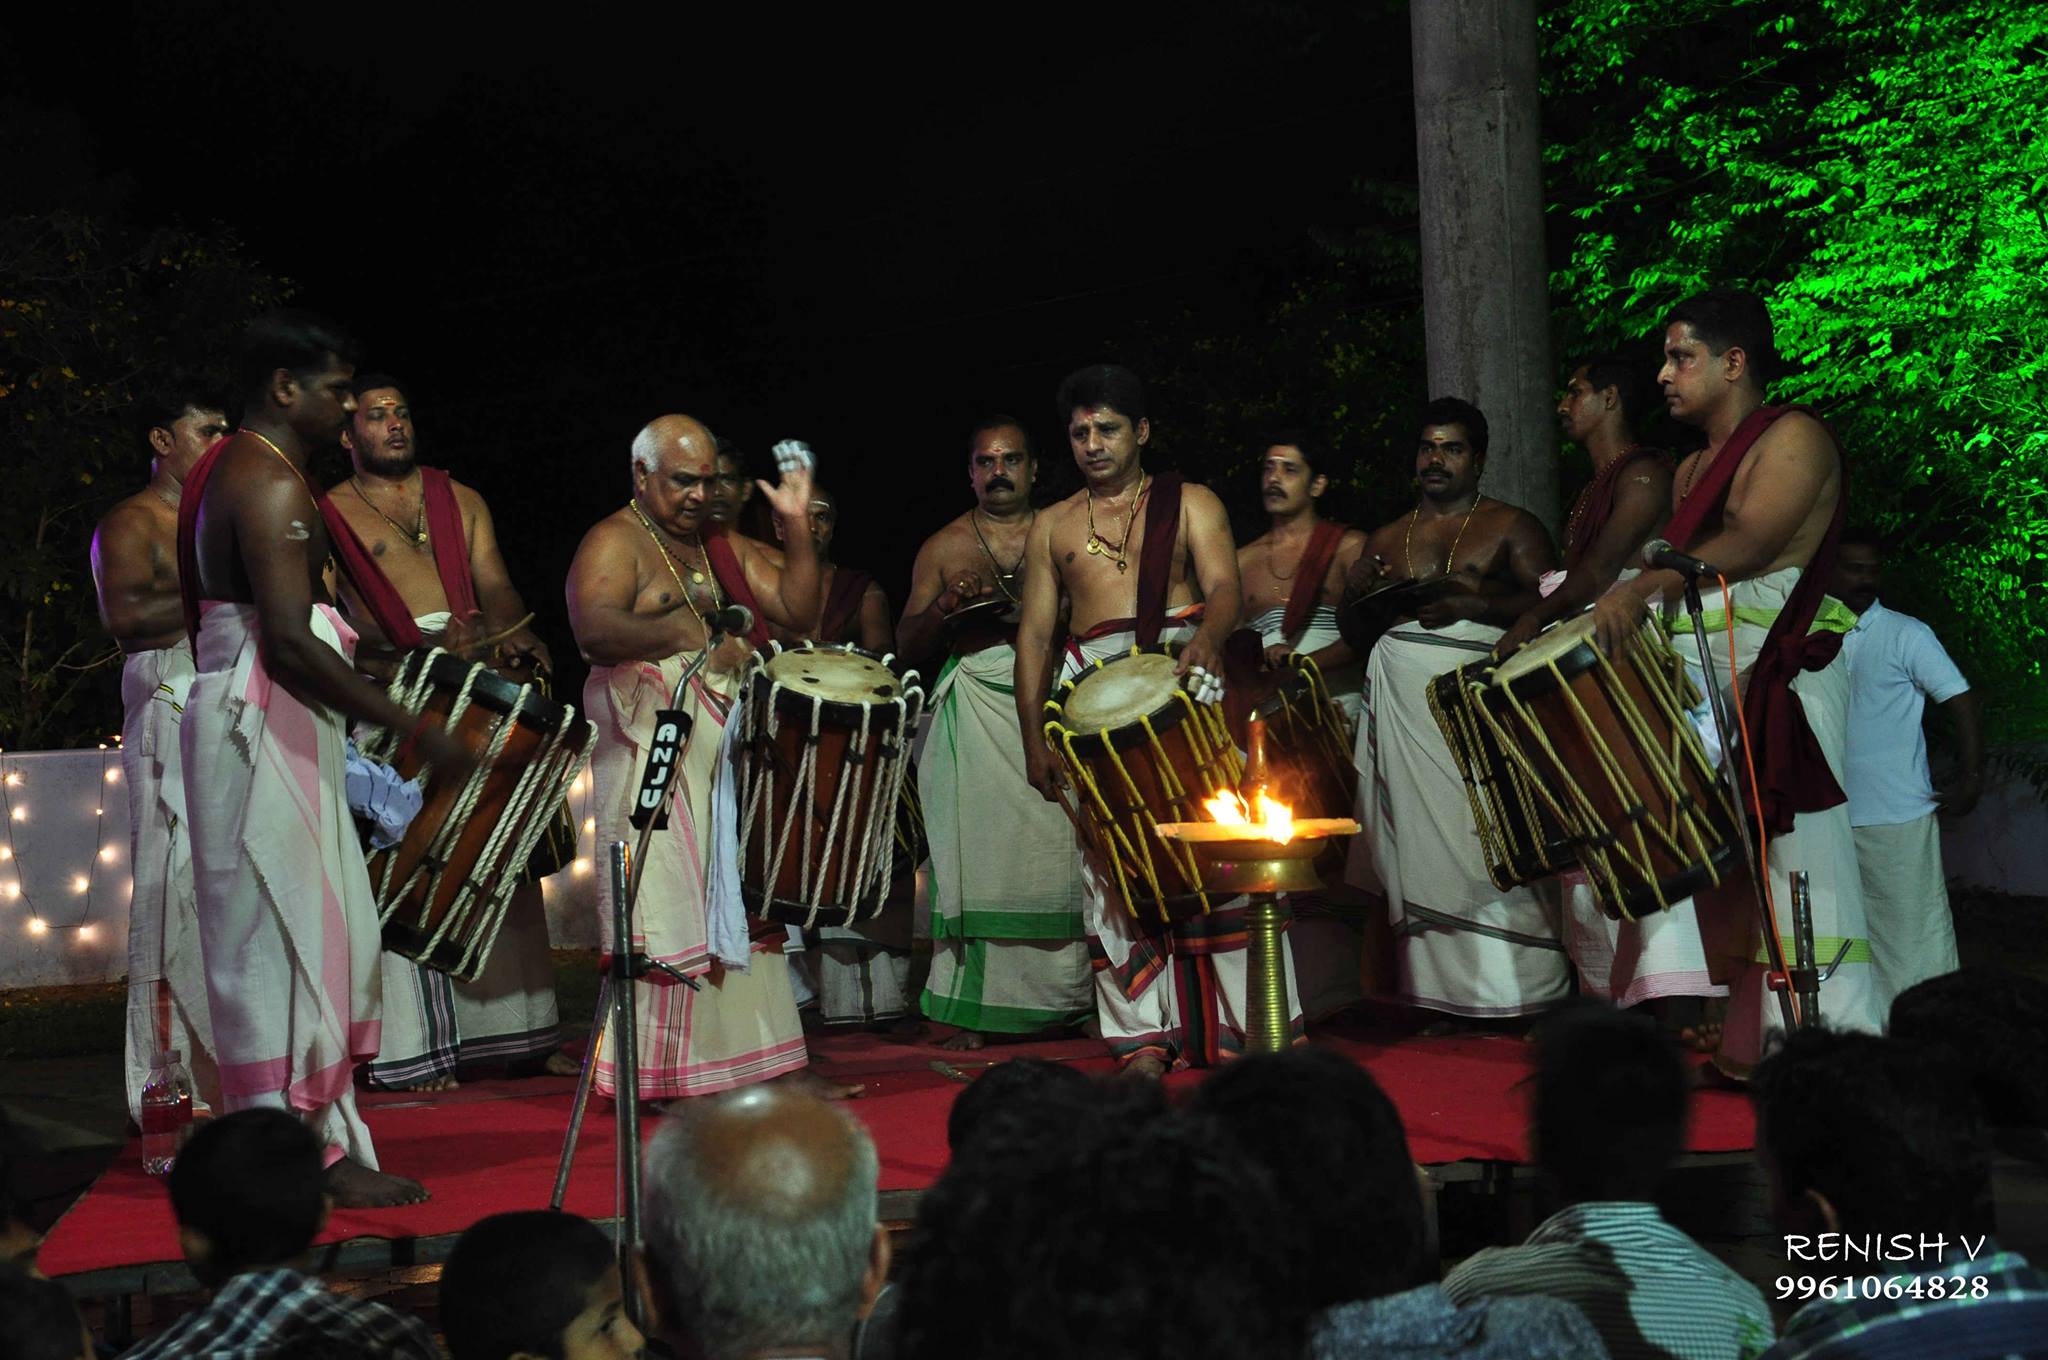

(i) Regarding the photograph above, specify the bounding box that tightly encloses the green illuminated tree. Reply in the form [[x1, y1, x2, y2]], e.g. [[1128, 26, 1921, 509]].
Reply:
[[1542, 0, 2048, 750]]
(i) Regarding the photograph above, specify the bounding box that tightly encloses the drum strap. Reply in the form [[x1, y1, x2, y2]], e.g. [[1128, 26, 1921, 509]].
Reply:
[[819, 568, 872, 644], [703, 530, 774, 646], [1134, 473, 1185, 647], [1280, 519, 1350, 639], [176, 438, 230, 652]]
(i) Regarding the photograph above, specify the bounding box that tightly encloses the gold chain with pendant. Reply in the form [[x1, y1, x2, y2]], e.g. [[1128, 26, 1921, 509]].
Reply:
[[351, 475, 429, 549], [1084, 475, 1148, 574], [629, 501, 720, 629]]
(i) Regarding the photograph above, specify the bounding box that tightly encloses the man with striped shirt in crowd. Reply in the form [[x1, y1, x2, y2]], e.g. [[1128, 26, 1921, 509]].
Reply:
[[1445, 1004, 1774, 1358]]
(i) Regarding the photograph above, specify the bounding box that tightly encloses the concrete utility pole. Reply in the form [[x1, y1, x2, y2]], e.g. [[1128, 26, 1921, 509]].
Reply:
[[1411, 0, 1558, 529]]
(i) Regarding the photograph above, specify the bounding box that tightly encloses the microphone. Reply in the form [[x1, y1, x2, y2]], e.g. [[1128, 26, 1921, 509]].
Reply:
[[705, 603, 754, 637], [1641, 539, 1719, 579]]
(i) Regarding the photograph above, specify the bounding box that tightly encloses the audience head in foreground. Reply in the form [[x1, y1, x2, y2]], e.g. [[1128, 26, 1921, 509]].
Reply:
[[1888, 967, 2048, 1129], [1752, 1027, 2048, 1359], [1755, 1026, 1989, 1245], [1189, 1044, 1429, 1313], [1533, 1001, 1688, 1204], [1441, 1004, 1773, 1360], [0, 1261, 91, 1360], [641, 1085, 887, 1360], [443, 1210, 643, 1360], [169, 1107, 330, 1288], [900, 1074, 1302, 1360], [134, 1110, 440, 1360]]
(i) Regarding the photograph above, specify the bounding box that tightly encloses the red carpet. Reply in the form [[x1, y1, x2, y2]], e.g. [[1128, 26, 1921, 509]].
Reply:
[[37, 1018, 1755, 1280]]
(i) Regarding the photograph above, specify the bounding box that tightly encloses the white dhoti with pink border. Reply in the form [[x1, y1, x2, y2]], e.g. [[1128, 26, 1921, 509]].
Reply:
[[181, 603, 381, 1166]]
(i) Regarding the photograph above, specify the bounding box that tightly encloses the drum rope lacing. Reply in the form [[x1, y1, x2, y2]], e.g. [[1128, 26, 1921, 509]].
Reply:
[[360, 650, 595, 978], [1467, 627, 1733, 921], [733, 643, 925, 931], [1041, 645, 1244, 924]]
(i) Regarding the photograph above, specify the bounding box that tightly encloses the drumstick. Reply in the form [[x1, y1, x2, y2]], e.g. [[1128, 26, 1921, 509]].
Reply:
[[467, 612, 537, 653]]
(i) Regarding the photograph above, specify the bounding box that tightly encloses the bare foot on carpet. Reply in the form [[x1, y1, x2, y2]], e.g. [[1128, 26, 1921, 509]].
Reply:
[[391, 1074, 458, 1093], [1119, 1054, 1168, 1083], [544, 1049, 582, 1077], [1676, 1022, 1724, 1053], [773, 1067, 865, 1100], [938, 1029, 987, 1052], [328, 1158, 429, 1208]]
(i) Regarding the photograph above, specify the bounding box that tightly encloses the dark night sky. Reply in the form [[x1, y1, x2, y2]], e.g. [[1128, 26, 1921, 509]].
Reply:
[[6, 0, 1412, 665]]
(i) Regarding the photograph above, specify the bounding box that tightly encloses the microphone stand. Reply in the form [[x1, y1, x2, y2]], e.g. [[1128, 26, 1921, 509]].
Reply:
[[1673, 568, 1803, 1032], [549, 615, 745, 1275]]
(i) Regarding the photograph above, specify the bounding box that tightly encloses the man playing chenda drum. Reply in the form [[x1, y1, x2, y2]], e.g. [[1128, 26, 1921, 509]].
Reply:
[[565, 415, 857, 1101], [319, 373, 567, 1093], [766, 484, 913, 1030], [1015, 364, 1301, 1079], [1497, 351, 1720, 1040], [899, 417, 1093, 1053], [1341, 397, 1569, 1024], [1236, 432, 1369, 722], [179, 311, 473, 1206], [1590, 289, 1879, 1079]]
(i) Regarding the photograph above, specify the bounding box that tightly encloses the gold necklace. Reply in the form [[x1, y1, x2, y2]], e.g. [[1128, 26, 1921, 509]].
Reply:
[[239, 428, 317, 501], [351, 475, 429, 549], [1679, 447, 1715, 501], [1404, 496, 1483, 578], [970, 508, 1031, 602], [629, 502, 720, 620], [1084, 475, 1147, 574]]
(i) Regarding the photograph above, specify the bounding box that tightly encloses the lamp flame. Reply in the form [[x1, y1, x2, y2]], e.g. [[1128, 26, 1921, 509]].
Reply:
[[1202, 788, 1296, 843]]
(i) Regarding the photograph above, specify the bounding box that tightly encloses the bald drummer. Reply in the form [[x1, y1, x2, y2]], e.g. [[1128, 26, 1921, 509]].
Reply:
[[565, 416, 857, 1100]]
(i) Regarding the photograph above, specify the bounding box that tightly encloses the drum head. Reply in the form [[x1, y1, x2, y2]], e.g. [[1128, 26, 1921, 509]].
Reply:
[[1490, 611, 1601, 696], [1062, 650, 1182, 731], [764, 644, 902, 705]]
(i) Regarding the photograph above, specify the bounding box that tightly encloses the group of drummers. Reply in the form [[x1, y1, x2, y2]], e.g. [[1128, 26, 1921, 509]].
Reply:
[[88, 286, 1905, 1206]]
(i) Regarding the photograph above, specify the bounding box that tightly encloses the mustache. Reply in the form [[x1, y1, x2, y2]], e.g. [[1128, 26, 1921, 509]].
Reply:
[[986, 477, 1016, 492]]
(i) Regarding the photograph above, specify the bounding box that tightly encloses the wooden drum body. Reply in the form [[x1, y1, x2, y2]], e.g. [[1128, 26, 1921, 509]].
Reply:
[[735, 643, 924, 929], [364, 650, 596, 980], [1483, 614, 1740, 920], [1258, 654, 1357, 823], [1044, 645, 1245, 925], [1429, 659, 1576, 890]]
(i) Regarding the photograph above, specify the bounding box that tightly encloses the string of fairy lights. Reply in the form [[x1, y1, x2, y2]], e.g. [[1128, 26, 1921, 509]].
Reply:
[[0, 739, 126, 945], [0, 739, 602, 958]]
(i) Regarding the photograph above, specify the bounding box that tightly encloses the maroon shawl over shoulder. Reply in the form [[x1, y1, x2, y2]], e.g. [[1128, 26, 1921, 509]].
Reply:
[[316, 467, 478, 650], [702, 528, 774, 647], [818, 567, 873, 645], [1075, 472, 1188, 645], [1666, 405, 1846, 838], [175, 437, 234, 652], [1562, 445, 1668, 569], [1280, 518, 1350, 639]]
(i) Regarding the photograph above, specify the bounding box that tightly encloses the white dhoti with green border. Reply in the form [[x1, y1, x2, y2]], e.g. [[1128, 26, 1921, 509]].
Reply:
[[919, 644, 1092, 1033]]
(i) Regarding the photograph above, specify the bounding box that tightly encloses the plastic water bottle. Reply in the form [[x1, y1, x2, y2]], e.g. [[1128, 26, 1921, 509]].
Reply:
[[140, 1050, 194, 1176]]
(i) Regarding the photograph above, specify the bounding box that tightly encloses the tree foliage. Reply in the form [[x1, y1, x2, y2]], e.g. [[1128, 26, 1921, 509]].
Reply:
[[1541, 0, 2048, 751], [0, 212, 285, 748]]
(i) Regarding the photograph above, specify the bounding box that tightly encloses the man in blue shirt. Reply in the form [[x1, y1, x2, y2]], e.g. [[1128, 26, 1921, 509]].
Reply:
[[1832, 528, 1983, 1004]]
